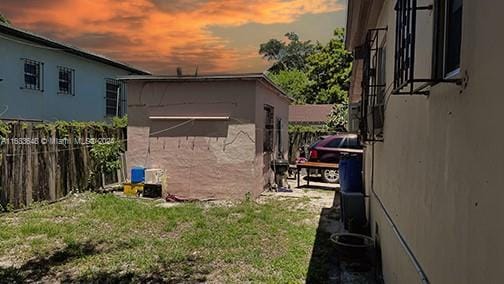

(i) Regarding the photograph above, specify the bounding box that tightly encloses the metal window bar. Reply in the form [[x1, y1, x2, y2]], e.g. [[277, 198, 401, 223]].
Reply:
[[22, 58, 44, 91], [393, 0, 459, 95], [361, 28, 387, 143], [263, 105, 274, 152], [105, 79, 124, 117], [58, 66, 75, 95]]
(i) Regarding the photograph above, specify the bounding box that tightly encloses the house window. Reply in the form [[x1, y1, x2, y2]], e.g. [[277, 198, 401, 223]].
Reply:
[[23, 59, 43, 91], [105, 79, 121, 117], [276, 118, 283, 156], [263, 105, 274, 153], [362, 28, 386, 141], [376, 46, 386, 105], [434, 0, 463, 78], [373, 46, 386, 133], [58, 66, 74, 95]]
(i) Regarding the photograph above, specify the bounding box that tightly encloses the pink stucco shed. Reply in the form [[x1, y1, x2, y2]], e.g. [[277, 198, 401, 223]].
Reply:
[[122, 74, 290, 200]]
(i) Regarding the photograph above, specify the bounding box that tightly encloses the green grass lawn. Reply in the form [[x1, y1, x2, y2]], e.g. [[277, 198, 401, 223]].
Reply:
[[0, 192, 325, 283]]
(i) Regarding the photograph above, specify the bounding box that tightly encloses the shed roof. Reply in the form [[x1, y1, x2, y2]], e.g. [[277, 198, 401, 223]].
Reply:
[[289, 104, 333, 123], [0, 23, 149, 75], [118, 73, 293, 103]]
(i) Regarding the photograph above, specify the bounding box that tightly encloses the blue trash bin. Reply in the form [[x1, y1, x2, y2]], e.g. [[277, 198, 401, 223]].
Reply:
[[131, 166, 145, 183], [338, 154, 363, 193]]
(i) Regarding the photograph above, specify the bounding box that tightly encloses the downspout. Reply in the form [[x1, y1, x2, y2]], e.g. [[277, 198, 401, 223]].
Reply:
[[370, 142, 430, 284]]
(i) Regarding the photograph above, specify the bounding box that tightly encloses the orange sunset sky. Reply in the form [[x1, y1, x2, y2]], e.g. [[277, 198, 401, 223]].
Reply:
[[0, 0, 346, 74]]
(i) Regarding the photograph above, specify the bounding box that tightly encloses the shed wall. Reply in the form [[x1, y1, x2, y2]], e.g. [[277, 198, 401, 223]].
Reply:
[[127, 80, 268, 199], [255, 82, 290, 190]]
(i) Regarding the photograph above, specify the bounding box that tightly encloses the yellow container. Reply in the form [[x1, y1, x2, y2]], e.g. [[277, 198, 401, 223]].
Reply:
[[123, 183, 144, 196]]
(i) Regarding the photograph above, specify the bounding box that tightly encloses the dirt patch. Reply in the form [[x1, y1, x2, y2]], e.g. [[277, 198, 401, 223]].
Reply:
[[201, 199, 238, 209], [260, 187, 337, 214], [163, 222, 192, 239], [1, 216, 21, 225], [0, 257, 15, 269], [207, 261, 259, 283]]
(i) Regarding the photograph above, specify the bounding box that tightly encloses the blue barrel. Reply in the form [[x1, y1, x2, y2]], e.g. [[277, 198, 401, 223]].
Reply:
[[131, 166, 145, 183], [338, 154, 363, 193]]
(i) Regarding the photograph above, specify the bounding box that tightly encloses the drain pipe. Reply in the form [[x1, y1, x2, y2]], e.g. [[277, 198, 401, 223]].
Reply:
[[370, 143, 430, 284]]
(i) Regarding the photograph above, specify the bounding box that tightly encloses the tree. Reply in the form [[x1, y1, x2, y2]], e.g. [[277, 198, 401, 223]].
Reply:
[[305, 28, 352, 104], [326, 104, 348, 131], [260, 28, 352, 108], [90, 141, 122, 188], [259, 32, 315, 72], [0, 13, 10, 25], [268, 70, 310, 104]]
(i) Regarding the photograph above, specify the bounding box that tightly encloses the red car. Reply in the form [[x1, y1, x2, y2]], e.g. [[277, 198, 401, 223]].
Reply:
[[308, 133, 362, 183]]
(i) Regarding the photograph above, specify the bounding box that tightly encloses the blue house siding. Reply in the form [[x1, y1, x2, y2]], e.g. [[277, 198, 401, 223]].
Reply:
[[0, 31, 144, 121]]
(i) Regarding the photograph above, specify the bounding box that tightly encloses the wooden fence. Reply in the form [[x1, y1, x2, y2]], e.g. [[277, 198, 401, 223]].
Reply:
[[288, 130, 329, 163], [0, 122, 125, 210]]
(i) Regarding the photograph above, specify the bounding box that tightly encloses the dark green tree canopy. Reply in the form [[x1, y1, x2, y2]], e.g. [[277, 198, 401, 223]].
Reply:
[[259, 28, 352, 131], [260, 28, 352, 105], [268, 69, 310, 104], [305, 29, 352, 104], [259, 32, 314, 72]]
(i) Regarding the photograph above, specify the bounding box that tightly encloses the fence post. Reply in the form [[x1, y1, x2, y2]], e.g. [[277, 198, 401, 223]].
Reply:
[[48, 128, 56, 201], [0, 131, 7, 208], [26, 124, 33, 206], [10, 125, 17, 207], [33, 130, 39, 203], [68, 129, 77, 192]]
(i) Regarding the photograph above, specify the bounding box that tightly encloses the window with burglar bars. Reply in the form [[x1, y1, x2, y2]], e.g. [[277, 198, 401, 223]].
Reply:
[[433, 0, 463, 79], [393, 0, 461, 95], [361, 28, 387, 142], [263, 105, 274, 153], [276, 118, 283, 156], [58, 66, 75, 95], [105, 79, 122, 117], [393, 0, 417, 94], [23, 59, 43, 91]]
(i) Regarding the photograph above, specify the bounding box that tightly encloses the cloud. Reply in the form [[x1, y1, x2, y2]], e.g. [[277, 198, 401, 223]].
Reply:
[[0, 0, 344, 74], [209, 11, 347, 52], [150, 0, 208, 12], [66, 33, 142, 50]]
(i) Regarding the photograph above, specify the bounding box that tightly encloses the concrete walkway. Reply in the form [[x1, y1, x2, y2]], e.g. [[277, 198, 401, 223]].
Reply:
[[269, 175, 380, 284]]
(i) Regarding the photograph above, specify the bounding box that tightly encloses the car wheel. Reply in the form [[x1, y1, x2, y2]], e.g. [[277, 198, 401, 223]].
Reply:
[[322, 169, 339, 183]]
